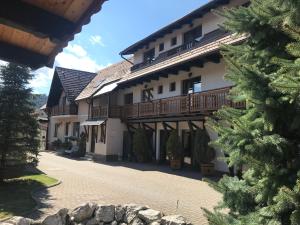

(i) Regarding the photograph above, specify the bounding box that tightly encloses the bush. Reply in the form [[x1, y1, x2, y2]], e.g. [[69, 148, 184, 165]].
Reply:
[[132, 128, 152, 162], [77, 132, 87, 157], [51, 139, 62, 150], [62, 140, 72, 150], [166, 130, 183, 160], [193, 129, 215, 164]]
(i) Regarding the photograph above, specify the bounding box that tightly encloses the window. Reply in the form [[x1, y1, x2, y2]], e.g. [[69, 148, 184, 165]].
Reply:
[[158, 85, 163, 94], [169, 82, 176, 92], [72, 122, 80, 137], [143, 48, 155, 62], [159, 43, 164, 52], [141, 88, 153, 102], [124, 93, 133, 105], [54, 123, 59, 137], [183, 25, 202, 44], [171, 37, 177, 46], [65, 122, 70, 136], [182, 77, 202, 94]]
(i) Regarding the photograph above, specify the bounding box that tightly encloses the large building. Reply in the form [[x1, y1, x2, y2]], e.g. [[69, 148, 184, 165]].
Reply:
[[46, 0, 247, 172]]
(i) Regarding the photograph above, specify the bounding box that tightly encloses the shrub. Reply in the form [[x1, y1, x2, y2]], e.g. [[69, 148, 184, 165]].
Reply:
[[193, 129, 215, 164], [132, 128, 152, 162], [166, 130, 183, 160], [77, 132, 87, 157], [62, 140, 72, 150], [51, 139, 62, 150]]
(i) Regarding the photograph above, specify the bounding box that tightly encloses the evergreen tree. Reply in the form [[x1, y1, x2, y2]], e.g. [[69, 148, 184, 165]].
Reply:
[[0, 63, 39, 183], [203, 0, 300, 224]]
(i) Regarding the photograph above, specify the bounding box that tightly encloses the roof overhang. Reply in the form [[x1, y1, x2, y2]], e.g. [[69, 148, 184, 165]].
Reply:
[[120, 0, 231, 55], [81, 120, 105, 126], [0, 0, 107, 69], [118, 34, 247, 88]]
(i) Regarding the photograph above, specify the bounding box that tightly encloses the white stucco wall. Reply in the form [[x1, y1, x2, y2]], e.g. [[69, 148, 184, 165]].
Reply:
[[48, 99, 89, 145], [118, 60, 232, 105], [106, 119, 127, 157]]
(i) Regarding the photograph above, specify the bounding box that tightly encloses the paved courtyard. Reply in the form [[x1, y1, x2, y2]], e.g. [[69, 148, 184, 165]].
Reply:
[[31, 152, 222, 224]]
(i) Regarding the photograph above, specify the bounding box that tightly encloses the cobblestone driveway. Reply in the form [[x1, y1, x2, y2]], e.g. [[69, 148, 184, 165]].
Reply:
[[31, 152, 222, 224]]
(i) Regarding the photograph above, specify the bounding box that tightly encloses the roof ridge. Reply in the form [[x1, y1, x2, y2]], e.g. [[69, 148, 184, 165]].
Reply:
[[55, 66, 97, 75]]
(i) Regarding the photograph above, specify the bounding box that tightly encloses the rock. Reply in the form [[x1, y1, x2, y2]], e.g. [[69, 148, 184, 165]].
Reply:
[[85, 217, 98, 225], [70, 202, 97, 223], [124, 204, 148, 223], [115, 205, 125, 222], [110, 221, 117, 225], [150, 222, 161, 225], [42, 208, 68, 225], [130, 217, 145, 225], [6, 217, 32, 225], [161, 215, 187, 225], [95, 205, 115, 223], [138, 209, 162, 223]]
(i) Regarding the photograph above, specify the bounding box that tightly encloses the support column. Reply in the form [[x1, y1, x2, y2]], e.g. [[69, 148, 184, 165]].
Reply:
[[155, 124, 160, 161]]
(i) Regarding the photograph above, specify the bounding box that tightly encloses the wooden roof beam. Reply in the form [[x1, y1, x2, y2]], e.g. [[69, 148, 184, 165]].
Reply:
[[0, 40, 50, 69], [0, 0, 77, 43]]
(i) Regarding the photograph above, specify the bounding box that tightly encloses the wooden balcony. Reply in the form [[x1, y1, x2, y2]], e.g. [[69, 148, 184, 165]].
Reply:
[[131, 29, 229, 72], [122, 87, 245, 120], [90, 105, 122, 120], [51, 105, 78, 116], [90, 105, 108, 120]]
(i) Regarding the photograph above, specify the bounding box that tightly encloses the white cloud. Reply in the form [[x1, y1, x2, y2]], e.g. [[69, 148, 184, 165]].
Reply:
[[89, 35, 105, 47], [65, 44, 87, 57], [0, 44, 109, 94], [30, 43, 109, 94]]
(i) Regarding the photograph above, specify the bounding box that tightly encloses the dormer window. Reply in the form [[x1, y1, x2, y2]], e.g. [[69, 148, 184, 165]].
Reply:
[[171, 37, 177, 46], [184, 25, 202, 44], [143, 48, 155, 62], [159, 43, 164, 52]]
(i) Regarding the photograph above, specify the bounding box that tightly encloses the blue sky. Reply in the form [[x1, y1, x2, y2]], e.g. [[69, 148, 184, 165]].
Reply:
[[31, 0, 209, 94]]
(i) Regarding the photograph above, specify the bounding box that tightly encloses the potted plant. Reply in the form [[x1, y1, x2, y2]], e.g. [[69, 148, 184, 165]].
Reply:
[[132, 128, 152, 162], [51, 139, 62, 151], [193, 128, 216, 176], [166, 130, 183, 169]]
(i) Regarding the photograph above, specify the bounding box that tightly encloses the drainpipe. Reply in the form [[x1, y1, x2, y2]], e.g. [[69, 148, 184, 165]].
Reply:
[[120, 53, 134, 65]]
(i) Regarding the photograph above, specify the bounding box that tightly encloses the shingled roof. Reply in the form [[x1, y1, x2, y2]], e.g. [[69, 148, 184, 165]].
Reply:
[[47, 67, 96, 107], [76, 60, 132, 101]]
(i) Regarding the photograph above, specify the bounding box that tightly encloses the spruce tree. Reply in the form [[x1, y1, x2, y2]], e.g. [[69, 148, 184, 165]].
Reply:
[[0, 63, 39, 183], [203, 0, 300, 224]]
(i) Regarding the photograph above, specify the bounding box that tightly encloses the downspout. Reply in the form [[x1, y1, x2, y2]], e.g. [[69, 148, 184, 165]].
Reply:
[[120, 53, 134, 65]]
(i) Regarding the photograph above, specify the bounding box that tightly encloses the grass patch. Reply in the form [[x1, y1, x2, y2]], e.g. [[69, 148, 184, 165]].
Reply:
[[0, 173, 58, 220]]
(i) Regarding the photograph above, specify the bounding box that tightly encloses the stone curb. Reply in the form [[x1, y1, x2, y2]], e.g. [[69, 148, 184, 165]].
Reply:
[[0, 179, 62, 222]]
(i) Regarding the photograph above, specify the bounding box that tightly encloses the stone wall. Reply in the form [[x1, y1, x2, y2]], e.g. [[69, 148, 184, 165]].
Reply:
[[2, 203, 191, 225]]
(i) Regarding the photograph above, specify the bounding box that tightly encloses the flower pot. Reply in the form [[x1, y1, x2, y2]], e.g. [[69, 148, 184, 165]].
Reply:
[[201, 163, 215, 176], [170, 159, 182, 170]]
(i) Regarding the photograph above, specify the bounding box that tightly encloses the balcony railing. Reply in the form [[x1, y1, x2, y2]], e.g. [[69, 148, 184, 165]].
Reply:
[[122, 87, 245, 119], [51, 105, 78, 116], [91, 105, 108, 120], [131, 29, 229, 72], [90, 105, 123, 120]]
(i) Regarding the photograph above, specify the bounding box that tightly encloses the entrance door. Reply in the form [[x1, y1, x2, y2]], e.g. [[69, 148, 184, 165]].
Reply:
[[159, 130, 171, 163], [90, 126, 97, 153]]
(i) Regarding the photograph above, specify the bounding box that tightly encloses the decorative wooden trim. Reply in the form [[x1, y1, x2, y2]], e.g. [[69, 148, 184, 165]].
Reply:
[[0, 0, 76, 43], [0, 41, 49, 68]]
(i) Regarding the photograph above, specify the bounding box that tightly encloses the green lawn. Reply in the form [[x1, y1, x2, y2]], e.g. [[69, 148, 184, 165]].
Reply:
[[0, 173, 58, 220]]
